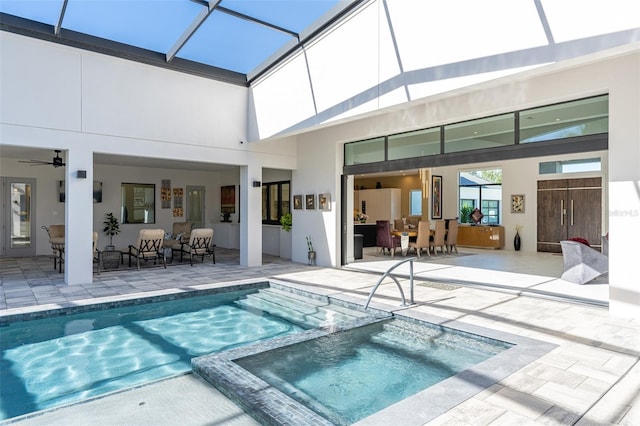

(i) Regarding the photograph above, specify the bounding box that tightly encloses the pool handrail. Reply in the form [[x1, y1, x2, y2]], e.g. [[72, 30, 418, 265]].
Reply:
[[364, 257, 417, 310]]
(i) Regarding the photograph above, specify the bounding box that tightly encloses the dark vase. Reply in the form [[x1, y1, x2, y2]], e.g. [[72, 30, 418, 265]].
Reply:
[[514, 231, 521, 251]]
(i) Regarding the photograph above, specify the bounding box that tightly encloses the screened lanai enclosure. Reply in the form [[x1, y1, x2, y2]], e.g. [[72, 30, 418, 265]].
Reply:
[[2, 0, 638, 140]]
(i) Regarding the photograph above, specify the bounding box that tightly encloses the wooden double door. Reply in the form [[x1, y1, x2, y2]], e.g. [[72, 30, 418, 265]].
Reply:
[[537, 177, 602, 253]]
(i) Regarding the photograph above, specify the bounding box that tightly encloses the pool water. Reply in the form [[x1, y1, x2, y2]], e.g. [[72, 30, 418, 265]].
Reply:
[[1, 287, 357, 421], [236, 319, 512, 425]]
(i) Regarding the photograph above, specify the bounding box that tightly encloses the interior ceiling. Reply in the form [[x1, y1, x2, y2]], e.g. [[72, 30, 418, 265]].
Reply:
[[0, 146, 236, 172], [0, 0, 360, 84]]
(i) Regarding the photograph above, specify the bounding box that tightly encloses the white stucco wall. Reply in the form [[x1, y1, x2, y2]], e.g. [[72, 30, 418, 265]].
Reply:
[[290, 44, 639, 318]]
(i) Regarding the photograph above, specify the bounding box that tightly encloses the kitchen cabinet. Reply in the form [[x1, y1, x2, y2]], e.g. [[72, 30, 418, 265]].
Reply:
[[356, 188, 401, 224]]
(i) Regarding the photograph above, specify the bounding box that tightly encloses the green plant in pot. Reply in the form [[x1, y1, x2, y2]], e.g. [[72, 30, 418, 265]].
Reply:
[[103, 212, 121, 250], [460, 205, 473, 224], [280, 212, 292, 232]]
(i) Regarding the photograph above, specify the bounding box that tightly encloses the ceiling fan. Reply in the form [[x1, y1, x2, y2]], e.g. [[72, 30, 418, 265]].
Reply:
[[19, 150, 66, 168]]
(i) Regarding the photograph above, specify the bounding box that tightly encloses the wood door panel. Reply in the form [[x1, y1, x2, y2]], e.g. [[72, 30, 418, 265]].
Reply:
[[537, 189, 566, 245], [568, 187, 602, 245], [538, 179, 568, 190], [567, 177, 601, 188], [537, 178, 602, 253]]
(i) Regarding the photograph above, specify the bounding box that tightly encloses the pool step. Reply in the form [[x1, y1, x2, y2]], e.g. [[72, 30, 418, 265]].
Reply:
[[378, 320, 444, 347], [236, 288, 364, 328]]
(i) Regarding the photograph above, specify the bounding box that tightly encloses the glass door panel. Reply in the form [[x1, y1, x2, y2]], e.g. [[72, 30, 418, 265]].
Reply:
[[186, 186, 205, 229], [2, 178, 37, 257]]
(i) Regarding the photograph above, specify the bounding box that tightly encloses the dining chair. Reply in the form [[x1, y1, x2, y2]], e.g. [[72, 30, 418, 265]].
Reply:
[[445, 220, 459, 254], [376, 220, 401, 257], [429, 220, 446, 256], [408, 220, 431, 257]]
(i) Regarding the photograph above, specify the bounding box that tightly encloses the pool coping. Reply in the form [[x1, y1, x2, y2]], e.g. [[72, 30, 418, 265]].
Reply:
[[0, 279, 272, 324], [193, 282, 558, 426]]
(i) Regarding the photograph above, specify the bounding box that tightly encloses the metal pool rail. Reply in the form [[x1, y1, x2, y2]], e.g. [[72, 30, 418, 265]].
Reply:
[[364, 257, 417, 309]]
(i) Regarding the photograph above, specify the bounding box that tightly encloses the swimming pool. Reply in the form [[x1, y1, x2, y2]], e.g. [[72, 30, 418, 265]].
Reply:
[[0, 284, 372, 421], [236, 319, 512, 425], [194, 308, 557, 425]]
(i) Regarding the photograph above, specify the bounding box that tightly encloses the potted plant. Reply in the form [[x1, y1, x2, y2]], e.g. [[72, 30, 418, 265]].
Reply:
[[280, 212, 292, 232], [306, 235, 316, 265], [355, 212, 368, 223], [460, 205, 473, 223], [103, 212, 121, 250]]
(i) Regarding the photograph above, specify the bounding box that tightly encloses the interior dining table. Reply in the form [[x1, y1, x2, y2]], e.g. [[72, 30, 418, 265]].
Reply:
[[390, 230, 417, 255]]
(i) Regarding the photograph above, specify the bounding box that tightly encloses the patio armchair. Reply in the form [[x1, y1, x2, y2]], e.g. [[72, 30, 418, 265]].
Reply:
[[560, 240, 608, 284], [176, 228, 216, 265], [93, 231, 101, 274], [376, 220, 401, 257], [129, 229, 166, 270], [42, 224, 65, 271]]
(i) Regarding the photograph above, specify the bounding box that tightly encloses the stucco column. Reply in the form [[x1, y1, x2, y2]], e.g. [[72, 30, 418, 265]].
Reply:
[[64, 147, 94, 284], [608, 61, 640, 319], [240, 163, 262, 266]]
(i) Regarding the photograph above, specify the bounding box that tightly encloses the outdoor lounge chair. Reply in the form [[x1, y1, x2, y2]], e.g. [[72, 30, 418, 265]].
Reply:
[[177, 228, 216, 265], [129, 229, 166, 270], [560, 240, 608, 284]]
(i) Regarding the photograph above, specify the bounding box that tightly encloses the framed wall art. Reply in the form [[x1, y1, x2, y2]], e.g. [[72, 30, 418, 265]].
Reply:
[[293, 195, 303, 210], [511, 194, 525, 213], [221, 185, 236, 213], [319, 193, 331, 211], [305, 194, 315, 210], [173, 187, 183, 217], [431, 175, 442, 219], [161, 179, 171, 208]]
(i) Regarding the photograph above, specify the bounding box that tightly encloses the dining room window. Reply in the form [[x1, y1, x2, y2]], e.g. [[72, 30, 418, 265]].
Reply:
[[458, 169, 502, 224], [409, 189, 422, 216]]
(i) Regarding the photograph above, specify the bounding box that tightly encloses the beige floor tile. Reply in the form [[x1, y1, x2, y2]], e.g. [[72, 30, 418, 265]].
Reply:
[[484, 387, 554, 420], [533, 381, 600, 413]]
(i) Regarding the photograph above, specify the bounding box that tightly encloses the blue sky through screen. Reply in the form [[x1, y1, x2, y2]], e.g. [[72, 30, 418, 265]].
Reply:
[[0, 0, 343, 74]]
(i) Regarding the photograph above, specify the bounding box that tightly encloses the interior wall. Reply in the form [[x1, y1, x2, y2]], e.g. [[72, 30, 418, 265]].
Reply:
[[353, 175, 424, 219]]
